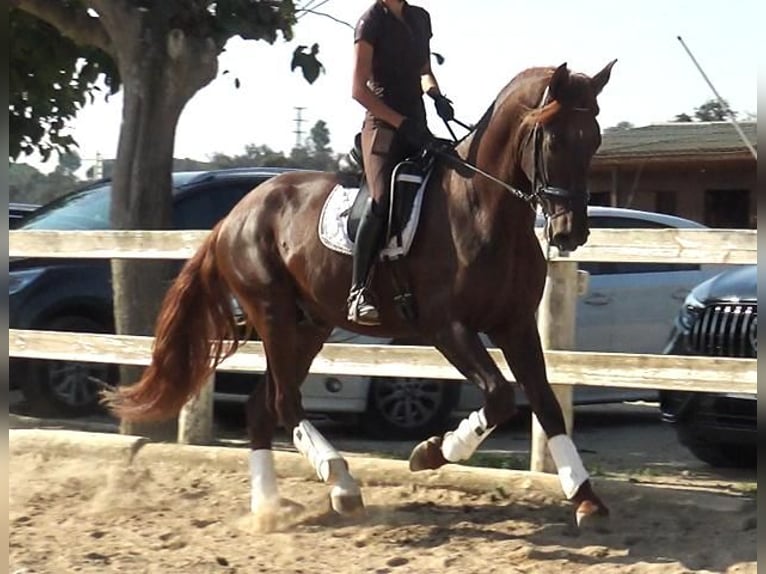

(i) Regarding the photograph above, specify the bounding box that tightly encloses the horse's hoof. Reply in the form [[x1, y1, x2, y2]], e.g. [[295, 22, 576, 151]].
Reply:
[[575, 499, 610, 530], [408, 436, 448, 472], [249, 499, 281, 532], [330, 485, 365, 515]]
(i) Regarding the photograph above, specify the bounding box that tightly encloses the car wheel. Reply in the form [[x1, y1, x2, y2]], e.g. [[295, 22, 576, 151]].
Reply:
[[21, 316, 116, 418], [362, 376, 460, 441]]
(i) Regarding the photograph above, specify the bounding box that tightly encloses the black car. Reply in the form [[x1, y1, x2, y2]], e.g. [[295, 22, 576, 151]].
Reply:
[[10, 167, 291, 416], [660, 265, 757, 468]]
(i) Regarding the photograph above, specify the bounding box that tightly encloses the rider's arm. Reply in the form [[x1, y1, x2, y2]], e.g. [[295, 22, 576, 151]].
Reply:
[[420, 60, 443, 100], [352, 40, 406, 129]]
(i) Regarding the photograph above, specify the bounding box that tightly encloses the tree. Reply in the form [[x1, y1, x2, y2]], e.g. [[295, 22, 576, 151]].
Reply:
[[603, 121, 634, 133], [9, 8, 119, 160], [12, 0, 298, 439], [58, 150, 82, 176], [694, 98, 735, 122], [673, 112, 693, 122], [9, 157, 81, 205]]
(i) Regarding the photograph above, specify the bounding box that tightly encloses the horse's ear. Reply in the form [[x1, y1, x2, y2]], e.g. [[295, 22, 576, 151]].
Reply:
[[591, 59, 617, 95], [548, 63, 569, 101]]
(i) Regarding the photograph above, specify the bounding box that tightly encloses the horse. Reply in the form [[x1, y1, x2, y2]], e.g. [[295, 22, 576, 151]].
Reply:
[[104, 60, 617, 528]]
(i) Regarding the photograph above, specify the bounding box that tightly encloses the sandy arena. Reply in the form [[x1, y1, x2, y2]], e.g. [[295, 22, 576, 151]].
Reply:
[[9, 429, 756, 574]]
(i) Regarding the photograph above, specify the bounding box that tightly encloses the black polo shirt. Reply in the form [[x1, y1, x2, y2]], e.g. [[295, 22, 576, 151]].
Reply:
[[354, 1, 432, 125]]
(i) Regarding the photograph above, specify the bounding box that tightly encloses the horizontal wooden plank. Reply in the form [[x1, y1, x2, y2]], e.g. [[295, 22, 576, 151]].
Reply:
[[9, 230, 208, 260], [9, 329, 756, 395], [569, 229, 756, 264], [9, 228, 757, 264]]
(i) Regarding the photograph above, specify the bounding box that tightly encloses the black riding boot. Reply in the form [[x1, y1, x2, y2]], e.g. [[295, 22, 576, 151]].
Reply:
[[348, 199, 386, 325]]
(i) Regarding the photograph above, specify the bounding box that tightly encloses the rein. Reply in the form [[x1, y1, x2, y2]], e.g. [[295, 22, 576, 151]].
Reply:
[[437, 86, 594, 218]]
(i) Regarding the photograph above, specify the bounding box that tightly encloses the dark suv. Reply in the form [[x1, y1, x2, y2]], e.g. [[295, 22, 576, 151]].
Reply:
[[9, 167, 290, 416], [660, 265, 757, 468]]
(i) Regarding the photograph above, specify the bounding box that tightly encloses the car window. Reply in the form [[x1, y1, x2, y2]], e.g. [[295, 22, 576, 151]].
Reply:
[[173, 180, 261, 229], [15, 173, 207, 231], [18, 184, 113, 230], [583, 215, 700, 275]]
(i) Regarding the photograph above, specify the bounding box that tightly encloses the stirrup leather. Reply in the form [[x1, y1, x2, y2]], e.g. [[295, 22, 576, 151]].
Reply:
[[347, 288, 380, 326]]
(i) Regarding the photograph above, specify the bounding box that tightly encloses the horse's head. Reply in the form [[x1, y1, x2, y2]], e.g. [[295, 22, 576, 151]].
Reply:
[[520, 60, 616, 252]]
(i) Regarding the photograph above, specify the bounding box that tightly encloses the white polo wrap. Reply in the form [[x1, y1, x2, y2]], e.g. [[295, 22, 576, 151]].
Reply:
[[293, 419, 343, 482], [441, 408, 496, 462], [547, 434, 590, 499], [249, 449, 279, 512]]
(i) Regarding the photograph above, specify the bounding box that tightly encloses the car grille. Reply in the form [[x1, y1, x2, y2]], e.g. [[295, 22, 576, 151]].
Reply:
[[688, 303, 757, 358]]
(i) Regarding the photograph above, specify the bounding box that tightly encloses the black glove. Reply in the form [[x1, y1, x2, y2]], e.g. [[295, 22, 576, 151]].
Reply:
[[432, 93, 454, 122], [397, 118, 434, 150]]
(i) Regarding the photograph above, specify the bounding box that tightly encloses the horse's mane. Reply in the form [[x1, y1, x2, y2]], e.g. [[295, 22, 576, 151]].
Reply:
[[458, 65, 595, 169], [482, 66, 596, 131]]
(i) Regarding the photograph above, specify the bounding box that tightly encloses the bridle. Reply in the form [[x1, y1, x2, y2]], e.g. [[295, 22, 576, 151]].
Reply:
[[526, 87, 594, 221], [439, 85, 595, 221]]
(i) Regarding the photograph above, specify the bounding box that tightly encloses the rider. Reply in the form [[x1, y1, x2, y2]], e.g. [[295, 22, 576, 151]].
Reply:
[[347, 0, 454, 326]]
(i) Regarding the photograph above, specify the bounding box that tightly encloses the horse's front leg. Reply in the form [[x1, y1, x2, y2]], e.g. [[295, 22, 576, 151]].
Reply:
[[489, 320, 609, 527], [409, 321, 516, 471]]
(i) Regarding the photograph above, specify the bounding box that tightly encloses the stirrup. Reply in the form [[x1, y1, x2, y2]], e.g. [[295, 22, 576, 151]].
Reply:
[[347, 288, 380, 326]]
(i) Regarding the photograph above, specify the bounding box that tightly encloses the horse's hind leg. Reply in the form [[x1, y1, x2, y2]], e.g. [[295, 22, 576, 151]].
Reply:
[[243, 372, 281, 516], [490, 319, 609, 527], [247, 295, 364, 516]]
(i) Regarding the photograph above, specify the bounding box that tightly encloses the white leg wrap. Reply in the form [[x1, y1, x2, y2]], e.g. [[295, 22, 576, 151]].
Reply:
[[293, 420, 344, 482], [548, 434, 590, 499], [249, 449, 279, 513], [441, 408, 496, 462]]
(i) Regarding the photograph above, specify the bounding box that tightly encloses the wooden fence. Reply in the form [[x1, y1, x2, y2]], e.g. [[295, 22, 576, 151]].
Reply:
[[9, 228, 757, 472]]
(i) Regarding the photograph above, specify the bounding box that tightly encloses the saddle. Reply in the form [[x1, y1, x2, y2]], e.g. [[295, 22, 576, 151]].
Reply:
[[319, 135, 438, 322], [319, 135, 436, 260]]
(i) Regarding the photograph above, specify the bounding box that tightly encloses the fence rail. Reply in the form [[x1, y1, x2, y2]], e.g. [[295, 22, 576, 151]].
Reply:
[[9, 227, 757, 472], [9, 228, 758, 263], [9, 329, 756, 395]]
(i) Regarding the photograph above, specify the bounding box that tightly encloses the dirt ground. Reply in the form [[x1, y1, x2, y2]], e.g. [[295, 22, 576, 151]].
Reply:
[[8, 430, 757, 574]]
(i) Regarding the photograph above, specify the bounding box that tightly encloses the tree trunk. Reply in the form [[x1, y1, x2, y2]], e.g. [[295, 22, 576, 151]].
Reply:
[[103, 9, 218, 439]]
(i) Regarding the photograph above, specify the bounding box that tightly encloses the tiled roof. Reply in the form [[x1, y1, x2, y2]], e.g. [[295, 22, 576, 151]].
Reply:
[[596, 121, 757, 158]]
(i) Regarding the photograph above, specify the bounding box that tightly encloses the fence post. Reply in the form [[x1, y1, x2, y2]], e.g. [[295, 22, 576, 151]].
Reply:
[[177, 373, 215, 445], [530, 259, 578, 473]]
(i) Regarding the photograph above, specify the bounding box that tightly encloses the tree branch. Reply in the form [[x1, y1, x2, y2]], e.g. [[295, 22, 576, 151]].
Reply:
[[297, 9, 353, 30], [12, 0, 113, 55]]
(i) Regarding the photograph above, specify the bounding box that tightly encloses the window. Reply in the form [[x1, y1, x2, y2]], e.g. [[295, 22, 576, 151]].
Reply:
[[19, 184, 112, 230], [582, 215, 699, 275], [173, 180, 262, 229], [704, 189, 750, 228]]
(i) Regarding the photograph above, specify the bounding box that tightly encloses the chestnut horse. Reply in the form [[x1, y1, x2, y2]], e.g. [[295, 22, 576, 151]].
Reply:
[[105, 61, 616, 527]]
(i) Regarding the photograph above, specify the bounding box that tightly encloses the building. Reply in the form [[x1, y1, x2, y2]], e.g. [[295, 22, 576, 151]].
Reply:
[[589, 121, 757, 228]]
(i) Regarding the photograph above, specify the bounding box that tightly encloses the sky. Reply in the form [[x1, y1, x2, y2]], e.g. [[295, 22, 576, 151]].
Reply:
[[23, 0, 760, 175]]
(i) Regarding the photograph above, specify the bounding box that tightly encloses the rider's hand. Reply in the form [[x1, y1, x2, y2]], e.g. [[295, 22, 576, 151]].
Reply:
[[397, 118, 435, 150], [431, 93, 454, 122]]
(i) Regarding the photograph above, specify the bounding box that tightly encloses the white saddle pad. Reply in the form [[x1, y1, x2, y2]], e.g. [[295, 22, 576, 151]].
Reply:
[[318, 176, 430, 259]]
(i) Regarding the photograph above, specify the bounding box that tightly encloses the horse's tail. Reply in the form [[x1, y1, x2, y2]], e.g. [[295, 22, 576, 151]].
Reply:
[[102, 223, 241, 422]]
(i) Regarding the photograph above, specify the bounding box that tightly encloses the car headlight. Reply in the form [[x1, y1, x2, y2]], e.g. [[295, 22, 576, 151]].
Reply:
[[9, 268, 45, 296], [678, 289, 705, 330]]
